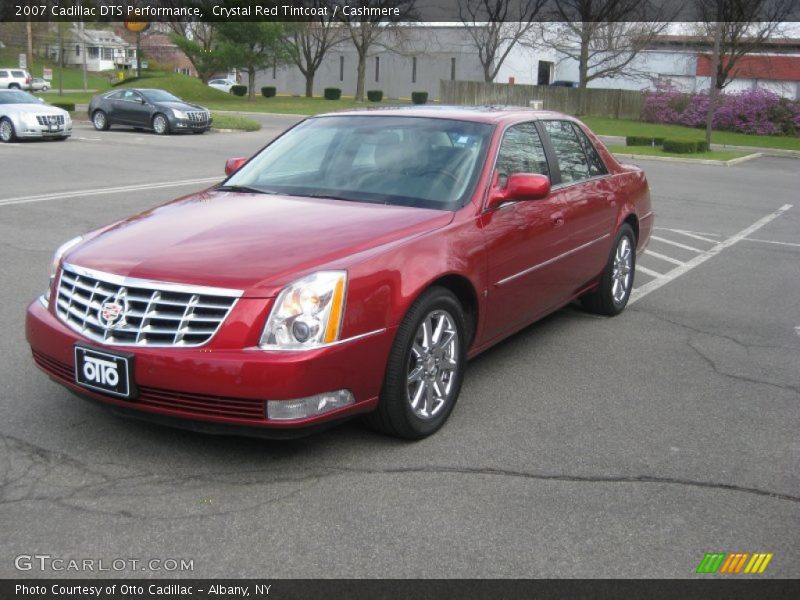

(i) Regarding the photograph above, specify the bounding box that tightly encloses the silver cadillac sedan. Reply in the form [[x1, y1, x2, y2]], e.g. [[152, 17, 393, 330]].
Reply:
[[0, 89, 72, 142]]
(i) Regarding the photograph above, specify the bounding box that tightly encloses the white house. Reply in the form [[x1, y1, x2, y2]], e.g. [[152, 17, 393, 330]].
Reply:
[[43, 26, 136, 72]]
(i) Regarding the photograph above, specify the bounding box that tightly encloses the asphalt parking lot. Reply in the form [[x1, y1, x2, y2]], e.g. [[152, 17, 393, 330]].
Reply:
[[1, 120, 798, 578]]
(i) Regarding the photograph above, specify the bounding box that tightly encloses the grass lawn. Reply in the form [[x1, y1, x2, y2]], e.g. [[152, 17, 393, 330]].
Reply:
[[211, 113, 261, 132], [582, 116, 800, 151], [606, 144, 751, 161]]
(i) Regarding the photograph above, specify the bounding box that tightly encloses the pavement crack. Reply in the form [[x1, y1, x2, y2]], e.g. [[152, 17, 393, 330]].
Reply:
[[329, 465, 800, 504], [687, 339, 799, 396]]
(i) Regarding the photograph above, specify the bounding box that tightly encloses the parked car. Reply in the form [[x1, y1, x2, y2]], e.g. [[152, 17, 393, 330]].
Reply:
[[30, 78, 50, 92], [208, 78, 238, 93], [0, 68, 32, 90], [0, 89, 72, 142], [88, 88, 212, 135], [27, 107, 652, 439]]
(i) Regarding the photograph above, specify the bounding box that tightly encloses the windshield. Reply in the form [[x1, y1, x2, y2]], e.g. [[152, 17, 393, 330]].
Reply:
[[141, 89, 183, 103], [224, 115, 493, 210], [0, 90, 39, 105]]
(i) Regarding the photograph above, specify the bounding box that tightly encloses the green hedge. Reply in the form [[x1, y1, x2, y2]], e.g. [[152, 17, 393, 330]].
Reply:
[[411, 91, 428, 105], [367, 90, 383, 102], [260, 86, 276, 98], [230, 85, 247, 97], [324, 87, 341, 100], [625, 136, 665, 147], [662, 138, 705, 153], [50, 102, 75, 112]]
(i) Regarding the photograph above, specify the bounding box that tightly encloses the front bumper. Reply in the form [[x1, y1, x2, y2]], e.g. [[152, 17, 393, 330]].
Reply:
[[168, 115, 212, 132], [26, 299, 392, 436], [16, 123, 72, 139]]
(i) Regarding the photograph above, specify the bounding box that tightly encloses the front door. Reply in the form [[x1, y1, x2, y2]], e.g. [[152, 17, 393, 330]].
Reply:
[[481, 122, 572, 340]]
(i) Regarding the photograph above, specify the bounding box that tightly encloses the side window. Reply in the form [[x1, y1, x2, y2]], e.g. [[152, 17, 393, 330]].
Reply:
[[495, 122, 549, 187], [542, 120, 591, 185], [0, 71, 8, 78], [571, 123, 608, 177]]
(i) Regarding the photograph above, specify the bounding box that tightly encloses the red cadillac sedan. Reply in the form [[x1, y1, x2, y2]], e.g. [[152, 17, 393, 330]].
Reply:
[[26, 107, 652, 439]]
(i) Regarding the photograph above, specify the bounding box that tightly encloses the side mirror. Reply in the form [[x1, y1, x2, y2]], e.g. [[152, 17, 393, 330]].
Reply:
[[38, 97, 45, 104], [224, 157, 247, 176], [487, 173, 550, 209]]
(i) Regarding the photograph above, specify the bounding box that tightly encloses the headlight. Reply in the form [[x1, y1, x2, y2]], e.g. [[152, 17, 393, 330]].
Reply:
[[172, 109, 188, 119], [43, 236, 83, 306], [260, 271, 347, 349]]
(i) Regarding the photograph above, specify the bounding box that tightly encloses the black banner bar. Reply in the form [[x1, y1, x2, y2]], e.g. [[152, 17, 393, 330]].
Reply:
[[3, 579, 800, 600], [3, 0, 800, 23]]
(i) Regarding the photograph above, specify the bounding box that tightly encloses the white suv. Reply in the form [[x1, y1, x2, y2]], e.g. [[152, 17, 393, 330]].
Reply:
[[0, 69, 32, 90]]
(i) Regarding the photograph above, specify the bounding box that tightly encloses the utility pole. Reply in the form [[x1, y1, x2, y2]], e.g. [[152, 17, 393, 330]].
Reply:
[[705, 20, 722, 148], [81, 20, 88, 90], [26, 20, 33, 68], [57, 22, 64, 96]]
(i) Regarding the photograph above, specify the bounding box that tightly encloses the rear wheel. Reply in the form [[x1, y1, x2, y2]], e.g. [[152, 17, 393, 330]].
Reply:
[[364, 287, 468, 439], [92, 110, 109, 131], [9, 83, 20, 90], [0, 118, 16, 143], [152, 113, 169, 135], [581, 223, 636, 316]]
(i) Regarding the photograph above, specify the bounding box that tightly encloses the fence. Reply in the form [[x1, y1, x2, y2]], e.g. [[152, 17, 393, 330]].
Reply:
[[439, 80, 644, 120]]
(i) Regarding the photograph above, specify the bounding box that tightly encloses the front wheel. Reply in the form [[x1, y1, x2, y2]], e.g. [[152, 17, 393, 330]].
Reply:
[[0, 118, 16, 143], [92, 110, 109, 131], [152, 113, 169, 135], [364, 287, 468, 439], [581, 223, 636, 316]]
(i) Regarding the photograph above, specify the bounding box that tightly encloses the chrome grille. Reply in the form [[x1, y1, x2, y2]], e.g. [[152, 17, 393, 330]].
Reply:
[[55, 264, 240, 347], [36, 114, 65, 126], [187, 111, 208, 123]]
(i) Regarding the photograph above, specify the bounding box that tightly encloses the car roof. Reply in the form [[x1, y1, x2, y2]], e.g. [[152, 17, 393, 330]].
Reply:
[[313, 105, 577, 125]]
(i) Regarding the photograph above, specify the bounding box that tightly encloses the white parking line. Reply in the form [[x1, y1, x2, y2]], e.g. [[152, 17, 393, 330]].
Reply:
[[744, 238, 800, 248], [644, 250, 685, 266], [636, 265, 664, 278], [649, 235, 704, 253], [630, 204, 793, 305], [658, 229, 721, 244], [0, 177, 221, 208]]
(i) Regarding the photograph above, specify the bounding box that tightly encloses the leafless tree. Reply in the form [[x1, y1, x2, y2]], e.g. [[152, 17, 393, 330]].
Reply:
[[694, 0, 796, 89], [289, 0, 348, 97], [339, 0, 418, 101], [458, 0, 547, 82], [533, 0, 672, 88]]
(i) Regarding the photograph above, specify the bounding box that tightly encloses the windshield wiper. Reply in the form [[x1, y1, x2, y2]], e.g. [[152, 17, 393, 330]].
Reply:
[[216, 184, 276, 194]]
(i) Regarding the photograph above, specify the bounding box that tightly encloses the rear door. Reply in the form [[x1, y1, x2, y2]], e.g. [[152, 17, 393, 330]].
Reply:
[[539, 120, 617, 295]]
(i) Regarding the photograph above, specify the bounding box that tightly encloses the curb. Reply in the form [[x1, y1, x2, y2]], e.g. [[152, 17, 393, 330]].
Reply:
[[611, 151, 763, 167], [600, 135, 798, 159]]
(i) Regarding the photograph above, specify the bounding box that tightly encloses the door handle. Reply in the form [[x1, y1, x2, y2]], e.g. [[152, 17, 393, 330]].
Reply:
[[551, 212, 565, 227]]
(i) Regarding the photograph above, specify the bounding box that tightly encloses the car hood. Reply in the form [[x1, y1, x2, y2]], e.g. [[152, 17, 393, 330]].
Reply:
[[156, 101, 206, 112], [4, 103, 67, 116], [67, 190, 453, 297]]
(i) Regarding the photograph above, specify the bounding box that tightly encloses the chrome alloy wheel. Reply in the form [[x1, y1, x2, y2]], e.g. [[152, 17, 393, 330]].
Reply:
[[0, 120, 13, 142], [406, 309, 460, 419], [153, 114, 167, 134], [611, 236, 633, 304], [93, 111, 106, 130]]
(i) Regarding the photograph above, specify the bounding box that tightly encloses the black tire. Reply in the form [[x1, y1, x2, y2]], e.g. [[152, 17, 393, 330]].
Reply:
[[92, 110, 109, 131], [9, 83, 20, 90], [364, 287, 468, 440], [152, 113, 170, 135], [54, 136, 69, 141], [0, 118, 16, 143], [581, 223, 636, 316]]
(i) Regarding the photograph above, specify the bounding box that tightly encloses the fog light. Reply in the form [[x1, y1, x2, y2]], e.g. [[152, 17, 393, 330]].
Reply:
[[266, 390, 355, 420]]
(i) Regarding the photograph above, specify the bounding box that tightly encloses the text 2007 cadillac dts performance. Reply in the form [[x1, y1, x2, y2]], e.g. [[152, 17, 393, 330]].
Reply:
[[26, 107, 652, 439]]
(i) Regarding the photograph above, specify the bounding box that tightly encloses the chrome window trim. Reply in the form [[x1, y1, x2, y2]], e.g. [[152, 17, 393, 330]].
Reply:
[[495, 233, 611, 287], [252, 328, 387, 352], [63, 263, 244, 298]]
